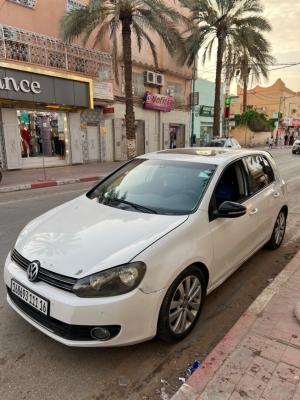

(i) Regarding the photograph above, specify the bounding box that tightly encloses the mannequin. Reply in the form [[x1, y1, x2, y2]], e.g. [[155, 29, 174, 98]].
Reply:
[[20, 124, 31, 157]]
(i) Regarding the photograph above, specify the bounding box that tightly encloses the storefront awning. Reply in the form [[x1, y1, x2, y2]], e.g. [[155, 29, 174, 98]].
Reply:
[[0, 62, 94, 109]]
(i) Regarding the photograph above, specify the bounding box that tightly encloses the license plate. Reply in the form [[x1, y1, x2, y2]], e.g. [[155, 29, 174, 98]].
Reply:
[[11, 279, 49, 316]]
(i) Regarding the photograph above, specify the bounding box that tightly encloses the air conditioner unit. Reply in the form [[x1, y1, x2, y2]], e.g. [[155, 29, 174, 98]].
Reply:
[[155, 73, 164, 87], [144, 71, 156, 85]]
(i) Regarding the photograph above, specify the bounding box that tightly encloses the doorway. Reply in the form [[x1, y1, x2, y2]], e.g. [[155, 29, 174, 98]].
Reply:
[[87, 125, 100, 161], [169, 124, 185, 149]]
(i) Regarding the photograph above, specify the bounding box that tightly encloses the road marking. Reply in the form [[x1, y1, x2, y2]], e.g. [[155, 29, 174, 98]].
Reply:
[[0, 188, 86, 206]]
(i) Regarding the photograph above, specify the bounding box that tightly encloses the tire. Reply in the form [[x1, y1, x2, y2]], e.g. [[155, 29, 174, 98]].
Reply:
[[292, 151, 296, 154], [266, 210, 287, 250], [157, 266, 207, 343]]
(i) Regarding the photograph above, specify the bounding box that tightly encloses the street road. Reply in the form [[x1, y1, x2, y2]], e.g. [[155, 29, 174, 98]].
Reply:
[[1, 149, 300, 400]]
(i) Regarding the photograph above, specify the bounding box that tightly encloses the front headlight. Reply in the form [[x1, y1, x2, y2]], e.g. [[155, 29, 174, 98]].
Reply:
[[72, 262, 146, 298]]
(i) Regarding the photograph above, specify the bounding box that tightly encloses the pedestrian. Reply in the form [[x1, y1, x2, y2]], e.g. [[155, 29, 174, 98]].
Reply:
[[268, 136, 274, 149], [289, 135, 294, 146], [284, 134, 289, 147]]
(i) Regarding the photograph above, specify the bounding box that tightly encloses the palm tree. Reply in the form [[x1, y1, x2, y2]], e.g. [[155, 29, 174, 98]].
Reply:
[[224, 28, 274, 112], [179, 0, 271, 137], [61, 0, 184, 159]]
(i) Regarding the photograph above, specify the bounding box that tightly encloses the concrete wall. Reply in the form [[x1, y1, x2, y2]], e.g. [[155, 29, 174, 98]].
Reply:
[[231, 126, 270, 147]]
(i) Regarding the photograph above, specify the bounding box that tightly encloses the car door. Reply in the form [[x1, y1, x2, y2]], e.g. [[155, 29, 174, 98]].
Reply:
[[243, 155, 280, 247], [209, 160, 259, 287]]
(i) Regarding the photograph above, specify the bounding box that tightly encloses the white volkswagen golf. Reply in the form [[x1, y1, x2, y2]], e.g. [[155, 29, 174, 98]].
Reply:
[[4, 148, 288, 347]]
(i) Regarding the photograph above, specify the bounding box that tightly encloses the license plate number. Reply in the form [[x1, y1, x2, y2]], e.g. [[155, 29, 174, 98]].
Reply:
[[11, 280, 49, 316]]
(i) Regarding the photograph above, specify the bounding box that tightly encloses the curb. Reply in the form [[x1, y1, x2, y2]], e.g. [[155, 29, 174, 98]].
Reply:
[[172, 251, 300, 400], [0, 175, 103, 193]]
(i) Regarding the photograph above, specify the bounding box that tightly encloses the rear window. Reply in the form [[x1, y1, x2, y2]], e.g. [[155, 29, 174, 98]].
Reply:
[[243, 155, 274, 194], [210, 140, 225, 147]]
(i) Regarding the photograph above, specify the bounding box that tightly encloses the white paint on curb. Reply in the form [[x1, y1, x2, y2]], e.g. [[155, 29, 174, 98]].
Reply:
[[0, 184, 31, 193], [172, 384, 199, 400], [248, 269, 292, 315]]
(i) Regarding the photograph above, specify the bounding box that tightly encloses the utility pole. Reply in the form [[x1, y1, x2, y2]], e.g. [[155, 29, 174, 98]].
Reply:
[[276, 96, 284, 145], [190, 55, 197, 147]]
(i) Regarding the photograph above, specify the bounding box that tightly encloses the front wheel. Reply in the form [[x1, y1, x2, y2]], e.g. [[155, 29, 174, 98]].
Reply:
[[266, 210, 287, 250], [157, 266, 206, 343]]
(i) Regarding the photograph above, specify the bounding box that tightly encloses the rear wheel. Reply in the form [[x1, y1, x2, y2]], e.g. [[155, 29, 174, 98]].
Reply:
[[157, 266, 206, 343], [266, 210, 287, 250]]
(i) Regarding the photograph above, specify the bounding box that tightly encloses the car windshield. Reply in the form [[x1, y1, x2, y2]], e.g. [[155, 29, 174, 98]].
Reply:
[[209, 140, 226, 147], [87, 159, 217, 215]]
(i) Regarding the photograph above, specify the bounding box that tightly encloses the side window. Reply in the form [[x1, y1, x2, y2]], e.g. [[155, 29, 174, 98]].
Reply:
[[243, 155, 270, 195], [210, 161, 248, 214], [261, 156, 275, 183]]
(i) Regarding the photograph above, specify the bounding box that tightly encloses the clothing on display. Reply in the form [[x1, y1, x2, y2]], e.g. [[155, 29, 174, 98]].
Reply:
[[18, 110, 67, 160]]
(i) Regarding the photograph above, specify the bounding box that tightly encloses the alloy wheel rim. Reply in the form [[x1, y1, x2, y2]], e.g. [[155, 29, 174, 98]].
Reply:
[[274, 212, 286, 245], [169, 275, 202, 335]]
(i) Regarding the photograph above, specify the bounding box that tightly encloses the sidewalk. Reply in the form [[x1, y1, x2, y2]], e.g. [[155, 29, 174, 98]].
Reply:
[[0, 161, 123, 193], [173, 251, 300, 400]]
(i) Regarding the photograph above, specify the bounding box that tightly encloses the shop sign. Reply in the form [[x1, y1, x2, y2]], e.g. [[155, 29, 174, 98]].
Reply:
[[144, 91, 174, 112], [103, 107, 114, 114], [93, 81, 114, 101], [199, 105, 214, 117], [0, 77, 41, 94], [0, 67, 90, 108]]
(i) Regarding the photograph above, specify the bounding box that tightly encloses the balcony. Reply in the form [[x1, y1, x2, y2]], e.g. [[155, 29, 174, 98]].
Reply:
[[7, 0, 37, 8], [0, 24, 112, 78]]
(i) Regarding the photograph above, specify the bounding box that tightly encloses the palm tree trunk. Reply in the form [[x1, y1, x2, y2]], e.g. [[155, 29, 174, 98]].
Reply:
[[213, 35, 225, 137], [243, 74, 248, 112], [121, 17, 136, 159]]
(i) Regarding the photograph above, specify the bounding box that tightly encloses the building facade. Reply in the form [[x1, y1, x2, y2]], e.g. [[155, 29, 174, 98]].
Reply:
[[0, 0, 192, 170], [237, 79, 300, 131], [192, 79, 224, 145]]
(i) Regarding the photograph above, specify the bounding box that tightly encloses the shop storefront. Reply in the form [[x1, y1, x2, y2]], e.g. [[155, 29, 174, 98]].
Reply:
[[0, 62, 93, 170]]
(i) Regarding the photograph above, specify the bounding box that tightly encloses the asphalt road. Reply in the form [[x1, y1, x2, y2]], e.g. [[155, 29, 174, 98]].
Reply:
[[1, 148, 300, 400]]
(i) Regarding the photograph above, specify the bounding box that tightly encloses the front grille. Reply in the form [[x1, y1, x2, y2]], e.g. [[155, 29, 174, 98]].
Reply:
[[7, 288, 121, 341], [11, 249, 77, 292]]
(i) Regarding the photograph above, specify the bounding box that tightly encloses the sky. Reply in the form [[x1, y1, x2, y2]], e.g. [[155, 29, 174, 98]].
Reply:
[[198, 0, 300, 93]]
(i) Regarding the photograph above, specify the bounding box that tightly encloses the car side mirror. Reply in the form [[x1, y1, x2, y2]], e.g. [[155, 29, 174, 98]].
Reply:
[[215, 201, 247, 219]]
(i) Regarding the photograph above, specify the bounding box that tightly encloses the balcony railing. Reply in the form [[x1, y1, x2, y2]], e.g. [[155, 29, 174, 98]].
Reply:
[[0, 24, 112, 78], [7, 0, 37, 8]]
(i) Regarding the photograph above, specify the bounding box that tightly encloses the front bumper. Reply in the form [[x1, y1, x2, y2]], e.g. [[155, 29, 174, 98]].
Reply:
[[4, 255, 166, 347]]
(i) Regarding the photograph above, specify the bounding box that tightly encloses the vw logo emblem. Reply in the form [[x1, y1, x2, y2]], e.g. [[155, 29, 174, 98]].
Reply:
[[27, 261, 40, 282]]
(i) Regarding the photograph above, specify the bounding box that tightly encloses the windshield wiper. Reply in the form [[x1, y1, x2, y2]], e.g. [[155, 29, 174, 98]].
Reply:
[[108, 198, 158, 214]]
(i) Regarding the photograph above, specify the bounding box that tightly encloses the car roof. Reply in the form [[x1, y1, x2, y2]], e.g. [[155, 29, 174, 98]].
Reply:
[[138, 148, 271, 166]]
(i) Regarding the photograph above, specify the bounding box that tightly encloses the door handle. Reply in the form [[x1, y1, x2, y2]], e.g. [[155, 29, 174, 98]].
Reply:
[[249, 208, 258, 216], [273, 191, 280, 198]]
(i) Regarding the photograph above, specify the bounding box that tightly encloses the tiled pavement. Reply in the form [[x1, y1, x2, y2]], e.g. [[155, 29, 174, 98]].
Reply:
[[172, 253, 300, 400]]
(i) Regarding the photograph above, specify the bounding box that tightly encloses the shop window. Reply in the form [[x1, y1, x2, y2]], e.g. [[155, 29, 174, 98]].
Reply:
[[7, 0, 37, 8], [18, 110, 68, 162]]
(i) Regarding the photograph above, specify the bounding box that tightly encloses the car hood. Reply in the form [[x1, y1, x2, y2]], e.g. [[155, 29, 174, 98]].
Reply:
[[15, 195, 188, 278]]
